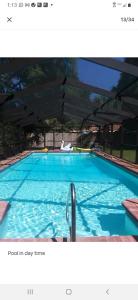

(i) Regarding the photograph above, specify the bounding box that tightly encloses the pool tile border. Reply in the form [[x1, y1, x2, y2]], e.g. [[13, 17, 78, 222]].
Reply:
[[95, 151, 138, 225], [0, 236, 138, 242], [0, 151, 31, 171], [123, 199, 138, 222], [94, 151, 138, 175]]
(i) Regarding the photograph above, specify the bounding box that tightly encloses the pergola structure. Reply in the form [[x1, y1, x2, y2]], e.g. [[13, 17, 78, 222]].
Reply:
[[0, 58, 138, 162]]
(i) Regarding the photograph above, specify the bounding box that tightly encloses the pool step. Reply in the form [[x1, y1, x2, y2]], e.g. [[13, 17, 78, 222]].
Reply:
[[123, 199, 138, 222], [0, 201, 10, 223]]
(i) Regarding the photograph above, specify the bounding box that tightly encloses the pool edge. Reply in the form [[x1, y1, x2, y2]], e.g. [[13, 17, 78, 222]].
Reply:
[[94, 151, 138, 175], [0, 236, 137, 242]]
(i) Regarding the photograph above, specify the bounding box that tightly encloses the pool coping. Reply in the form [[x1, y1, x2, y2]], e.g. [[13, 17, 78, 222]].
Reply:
[[0, 150, 138, 242], [0, 236, 138, 242], [0, 201, 10, 223], [122, 199, 138, 222], [94, 151, 138, 225], [0, 151, 31, 171], [94, 151, 138, 175]]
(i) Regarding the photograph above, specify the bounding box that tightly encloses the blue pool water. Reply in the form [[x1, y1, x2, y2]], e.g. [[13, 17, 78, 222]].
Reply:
[[0, 153, 138, 238]]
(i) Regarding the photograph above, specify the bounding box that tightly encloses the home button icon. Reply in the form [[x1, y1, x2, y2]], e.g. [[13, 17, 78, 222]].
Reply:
[[66, 289, 72, 296]]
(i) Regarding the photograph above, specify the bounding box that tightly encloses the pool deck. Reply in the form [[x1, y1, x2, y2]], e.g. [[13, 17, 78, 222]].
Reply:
[[94, 151, 138, 175], [0, 149, 138, 242], [0, 151, 31, 171], [0, 236, 138, 242], [123, 199, 138, 222], [0, 201, 10, 223]]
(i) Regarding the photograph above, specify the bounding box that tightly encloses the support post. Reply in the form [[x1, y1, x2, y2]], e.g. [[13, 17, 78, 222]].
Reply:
[[110, 124, 113, 155], [99, 125, 101, 137], [135, 122, 138, 164], [2, 124, 6, 157], [53, 132, 55, 149], [98, 125, 101, 145], [43, 128, 46, 148], [120, 125, 124, 159], [103, 125, 106, 152]]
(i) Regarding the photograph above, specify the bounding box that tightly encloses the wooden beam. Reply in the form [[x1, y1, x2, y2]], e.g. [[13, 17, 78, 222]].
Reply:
[[94, 113, 123, 123], [96, 109, 135, 118], [122, 97, 138, 107], [65, 102, 112, 124], [64, 107, 109, 125], [67, 78, 138, 111], [67, 78, 115, 98], [65, 96, 95, 111], [82, 58, 138, 77], [64, 112, 83, 121], [16, 110, 59, 126], [64, 102, 93, 115]]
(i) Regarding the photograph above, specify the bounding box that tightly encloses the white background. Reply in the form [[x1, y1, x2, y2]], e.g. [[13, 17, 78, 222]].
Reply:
[[0, 243, 138, 284], [0, 30, 138, 57]]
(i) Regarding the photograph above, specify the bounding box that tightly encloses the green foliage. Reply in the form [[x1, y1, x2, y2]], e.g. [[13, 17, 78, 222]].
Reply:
[[0, 122, 25, 157], [46, 118, 81, 132], [0, 58, 66, 93]]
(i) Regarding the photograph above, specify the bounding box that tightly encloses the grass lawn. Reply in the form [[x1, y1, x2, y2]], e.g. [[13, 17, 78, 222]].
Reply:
[[122, 150, 136, 163], [105, 148, 136, 163]]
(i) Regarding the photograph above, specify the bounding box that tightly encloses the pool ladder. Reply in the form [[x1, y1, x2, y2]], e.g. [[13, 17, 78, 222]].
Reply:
[[66, 183, 76, 242]]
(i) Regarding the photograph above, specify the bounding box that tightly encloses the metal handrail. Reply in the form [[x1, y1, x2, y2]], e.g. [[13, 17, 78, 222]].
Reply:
[[66, 183, 76, 242]]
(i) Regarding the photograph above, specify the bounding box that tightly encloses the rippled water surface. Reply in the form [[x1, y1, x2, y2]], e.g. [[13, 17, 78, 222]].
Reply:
[[0, 153, 138, 238]]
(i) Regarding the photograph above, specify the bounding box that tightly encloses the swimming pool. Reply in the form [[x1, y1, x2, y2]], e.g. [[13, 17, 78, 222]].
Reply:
[[0, 153, 138, 238]]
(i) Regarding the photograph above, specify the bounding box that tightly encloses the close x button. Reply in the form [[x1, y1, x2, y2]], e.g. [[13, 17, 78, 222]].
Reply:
[[7, 17, 13, 22]]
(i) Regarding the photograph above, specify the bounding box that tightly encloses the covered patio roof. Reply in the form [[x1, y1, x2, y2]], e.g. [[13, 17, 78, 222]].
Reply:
[[0, 57, 138, 128]]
